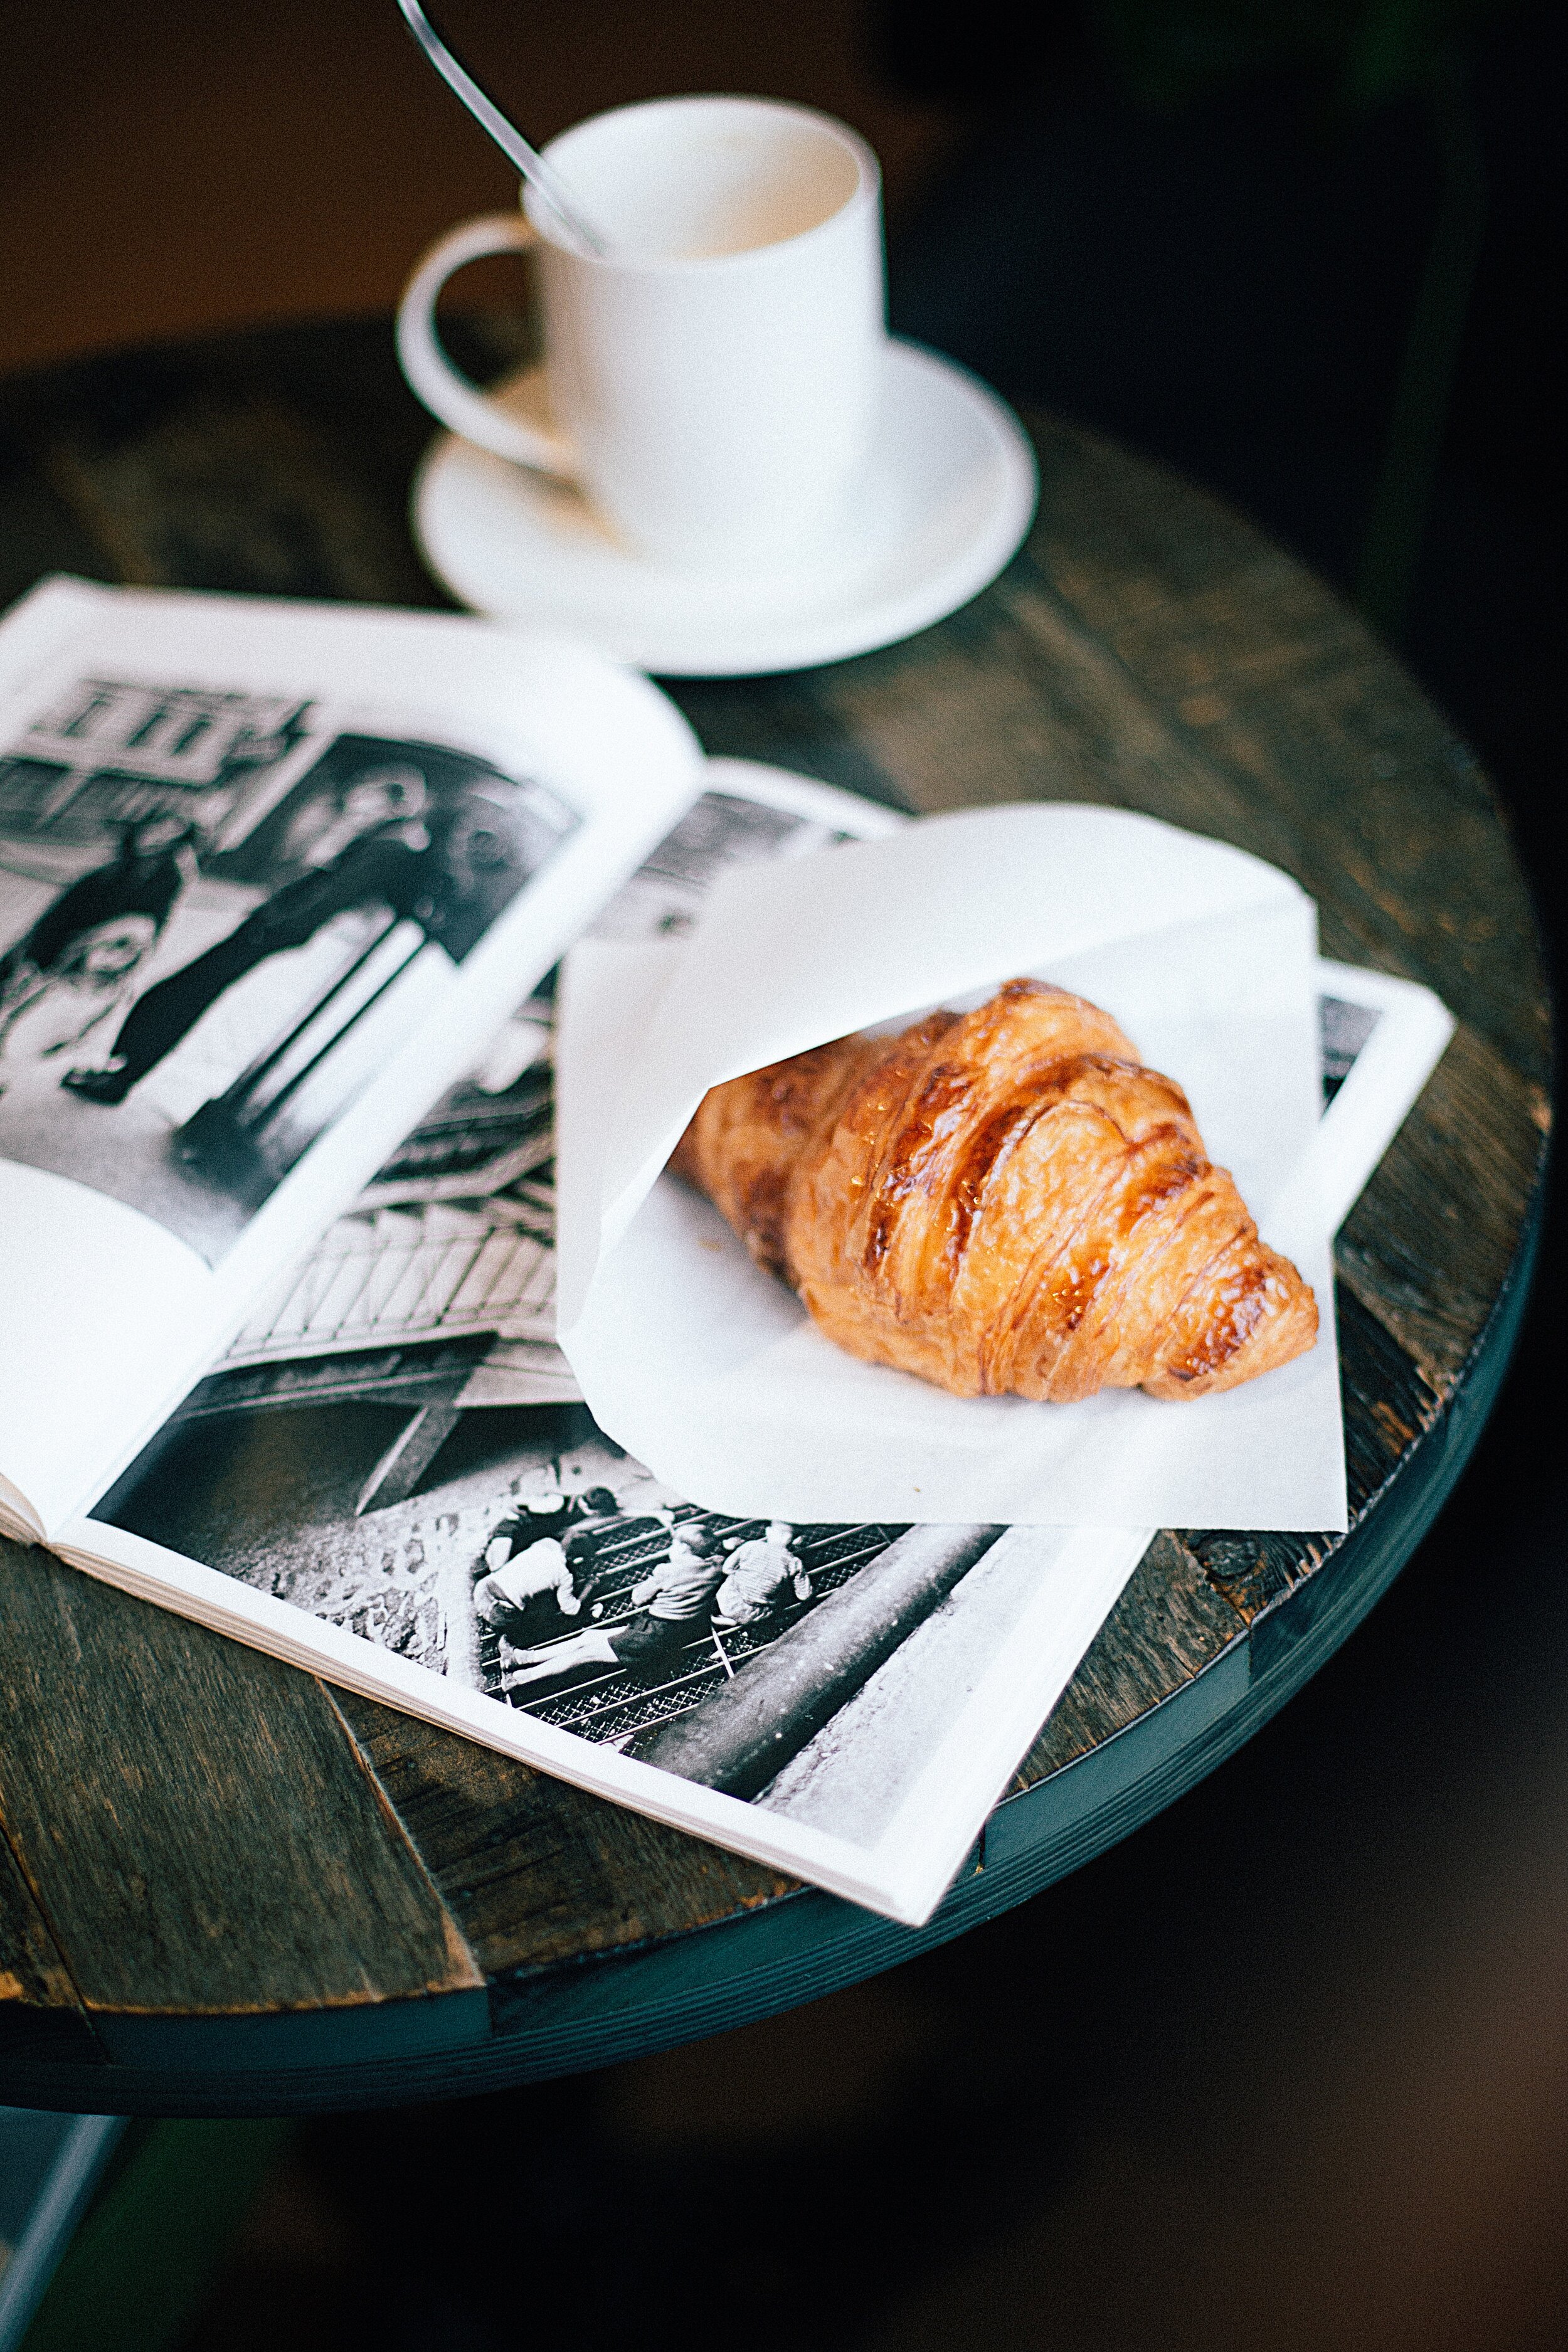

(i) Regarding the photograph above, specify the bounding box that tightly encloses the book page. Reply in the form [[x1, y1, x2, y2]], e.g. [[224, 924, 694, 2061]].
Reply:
[[0, 578, 700, 1530]]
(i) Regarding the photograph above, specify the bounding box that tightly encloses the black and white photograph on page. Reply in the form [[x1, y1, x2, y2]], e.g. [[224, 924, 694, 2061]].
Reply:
[[0, 674, 578, 1261], [98, 1388, 1029, 1848]]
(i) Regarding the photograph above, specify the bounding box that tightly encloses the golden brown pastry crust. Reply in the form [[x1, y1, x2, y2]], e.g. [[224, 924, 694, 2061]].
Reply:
[[670, 978, 1318, 1402]]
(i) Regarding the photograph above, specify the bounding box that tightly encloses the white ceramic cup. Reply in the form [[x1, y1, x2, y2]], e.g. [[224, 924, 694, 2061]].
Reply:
[[396, 95, 886, 571]]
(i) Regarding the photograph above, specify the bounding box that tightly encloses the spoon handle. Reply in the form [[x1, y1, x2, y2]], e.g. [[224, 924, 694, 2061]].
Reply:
[[396, 0, 610, 257]]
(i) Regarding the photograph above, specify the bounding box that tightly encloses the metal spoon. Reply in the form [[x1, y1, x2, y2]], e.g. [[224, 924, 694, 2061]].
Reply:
[[395, 0, 611, 257]]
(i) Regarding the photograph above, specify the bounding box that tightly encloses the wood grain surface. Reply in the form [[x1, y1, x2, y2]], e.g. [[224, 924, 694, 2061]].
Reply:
[[0, 1543, 480, 2021], [0, 1811, 102, 2062], [0, 319, 1549, 2080], [330, 1692, 792, 1980]]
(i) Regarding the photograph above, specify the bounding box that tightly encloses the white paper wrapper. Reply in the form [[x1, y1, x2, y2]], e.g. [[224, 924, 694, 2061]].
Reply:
[[556, 804, 1347, 1530]]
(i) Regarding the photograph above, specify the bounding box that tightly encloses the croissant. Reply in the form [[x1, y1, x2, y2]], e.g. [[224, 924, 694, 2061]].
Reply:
[[670, 977, 1317, 1403]]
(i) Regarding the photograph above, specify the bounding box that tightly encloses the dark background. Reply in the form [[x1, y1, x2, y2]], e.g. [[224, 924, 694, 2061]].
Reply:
[[4, 4, 1565, 2346]]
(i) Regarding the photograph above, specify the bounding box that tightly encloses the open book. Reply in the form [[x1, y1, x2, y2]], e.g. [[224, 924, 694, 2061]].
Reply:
[[0, 580, 1453, 1925]]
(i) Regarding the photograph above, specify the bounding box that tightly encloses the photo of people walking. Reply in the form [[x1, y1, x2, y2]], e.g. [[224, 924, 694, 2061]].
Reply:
[[0, 677, 578, 1257]]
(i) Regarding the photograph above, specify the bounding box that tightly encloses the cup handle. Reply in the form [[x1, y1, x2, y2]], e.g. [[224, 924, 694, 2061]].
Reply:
[[396, 215, 576, 477]]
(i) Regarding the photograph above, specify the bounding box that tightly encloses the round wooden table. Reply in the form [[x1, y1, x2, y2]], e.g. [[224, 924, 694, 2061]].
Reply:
[[0, 319, 1549, 2116]]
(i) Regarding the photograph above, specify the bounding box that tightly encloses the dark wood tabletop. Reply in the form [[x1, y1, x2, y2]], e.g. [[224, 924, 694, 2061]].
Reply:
[[0, 317, 1549, 2116]]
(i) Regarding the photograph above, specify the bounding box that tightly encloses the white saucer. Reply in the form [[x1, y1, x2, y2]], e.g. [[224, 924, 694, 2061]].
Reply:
[[410, 339, 1038, 677]]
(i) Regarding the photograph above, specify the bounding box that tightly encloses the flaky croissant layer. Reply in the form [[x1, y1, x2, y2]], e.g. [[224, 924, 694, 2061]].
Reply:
[[670, 977, 1318, 1403]]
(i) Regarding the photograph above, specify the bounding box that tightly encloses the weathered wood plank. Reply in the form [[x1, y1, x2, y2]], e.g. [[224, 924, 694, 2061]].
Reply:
[[0, 325, 441, 611], [1023, 423, 1550, 1084], [40, 389, 437, 607], [670, 670, 910, 812], [0, 1539, 481, 2015], [0, 1831, 75, 2011], [1335, 1283, 1448, 1520], [331, 1694, 795, 1982], [1182, 1530, 1331, 1629], [1012, 1530, 1242, 1788], [1335, 1022, 1549, 1392], [0, 1816, 105, 2059], [1015, 1276, 1441, 1794]]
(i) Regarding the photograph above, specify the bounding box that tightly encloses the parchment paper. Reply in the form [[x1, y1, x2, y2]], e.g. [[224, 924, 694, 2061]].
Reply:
[[556, 805, 1346, 1528]]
